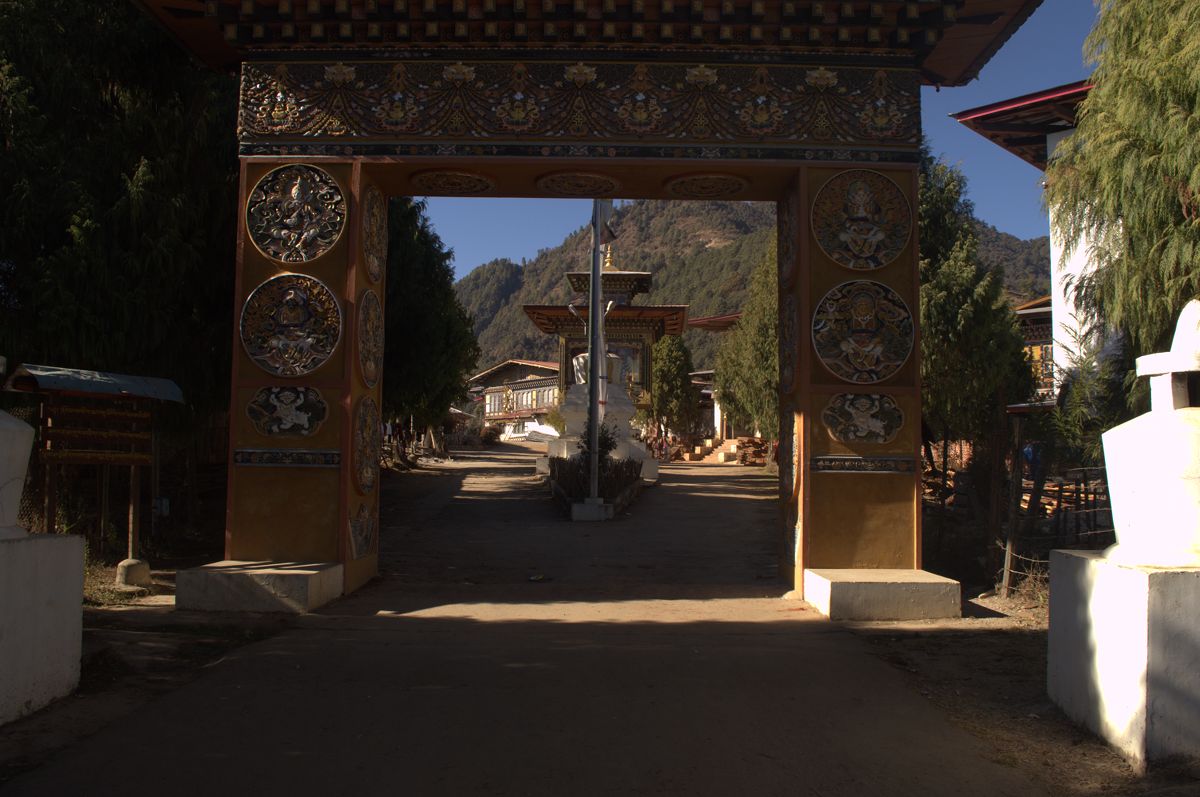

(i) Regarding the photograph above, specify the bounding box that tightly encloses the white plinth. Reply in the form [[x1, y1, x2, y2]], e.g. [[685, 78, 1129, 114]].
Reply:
[[1049, 550, 1200, 767], [803, 569, 961, 621], [176, 561, 343, 613], [570, 499, 613, 522], [534, 456, 550, 475], [1, 534, 84, 726]]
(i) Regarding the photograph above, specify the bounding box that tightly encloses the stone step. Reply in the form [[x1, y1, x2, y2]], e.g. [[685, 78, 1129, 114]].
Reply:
[[801, 568, 960, 621], [176, 561, 344, 613]]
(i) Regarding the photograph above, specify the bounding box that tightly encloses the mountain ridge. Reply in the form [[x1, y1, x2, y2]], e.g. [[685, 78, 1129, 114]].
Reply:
[[454, 200, 1049, 371]]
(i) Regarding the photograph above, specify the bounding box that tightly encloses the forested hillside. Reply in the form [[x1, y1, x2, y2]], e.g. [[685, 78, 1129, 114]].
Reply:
[[454, 199, 1049, 371]]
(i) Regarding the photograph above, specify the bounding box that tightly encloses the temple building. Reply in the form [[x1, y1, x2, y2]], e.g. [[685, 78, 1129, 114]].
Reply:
[[467, 359, 560, 440], [953, 80, 1092, 394], [1013, 295, 1054, 402], [523, 248, 687, 410]]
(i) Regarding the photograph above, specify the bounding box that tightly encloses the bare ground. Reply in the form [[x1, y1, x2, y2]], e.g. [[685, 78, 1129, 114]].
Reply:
[[3, 442, 1199, 795]]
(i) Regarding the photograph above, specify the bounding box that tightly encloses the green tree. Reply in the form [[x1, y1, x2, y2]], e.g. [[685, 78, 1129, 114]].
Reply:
[[921, 236, 1032, 447], [714, 244, 778, 437], [383, 198, 481, 428], [648, 334, 701, 437], [0, 0, 239, 416], [1044, 1, 1200, 357]]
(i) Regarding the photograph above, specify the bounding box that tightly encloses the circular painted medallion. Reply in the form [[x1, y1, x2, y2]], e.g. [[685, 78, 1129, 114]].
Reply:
[[246, 386, 329, 437], [410, 170, 495, 196], [240, 274, 342, 377], [812, 280, 913, 384], [665, 173, 749, 199], [357, 288, 384, 389], [535, 172, 621, 197], [247, 164, 346, 263], [821, 393, 905, 444], [811, 170, 911, 271], [362, 184, 388, 284], [349, 503, 378, 560], [353, 395, 381, 494]]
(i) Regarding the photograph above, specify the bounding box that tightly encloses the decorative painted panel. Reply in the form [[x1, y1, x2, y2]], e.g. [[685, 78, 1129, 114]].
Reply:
[[362, 184, 388, 284], [820, 393, 904, 444], [246, 386, 329, 436], [247, 164, 346, 263], [240, 274, 342, 377], [357, 289, 384, 389], [779, 294, 798, 395], [239, 61, 920, 160], [812, 169, 911, 271], [353, 396, 381, 494], [812, 280, 912, 384], [349, 503, 378, 560]]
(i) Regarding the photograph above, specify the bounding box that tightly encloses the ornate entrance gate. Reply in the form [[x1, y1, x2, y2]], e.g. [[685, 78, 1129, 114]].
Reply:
[[142, 0, 1041, 602]]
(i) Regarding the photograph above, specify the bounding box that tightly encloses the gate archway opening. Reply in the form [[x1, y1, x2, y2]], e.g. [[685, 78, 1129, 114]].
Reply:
[[138, 0, 1044, 611]]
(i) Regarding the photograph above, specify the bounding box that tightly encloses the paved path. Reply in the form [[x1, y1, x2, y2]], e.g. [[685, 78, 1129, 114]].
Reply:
[[2, 446, 1046, 796]]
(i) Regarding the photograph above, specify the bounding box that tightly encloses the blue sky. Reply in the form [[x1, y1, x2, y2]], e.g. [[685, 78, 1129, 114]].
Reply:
[[426, 0, 1099, 280]]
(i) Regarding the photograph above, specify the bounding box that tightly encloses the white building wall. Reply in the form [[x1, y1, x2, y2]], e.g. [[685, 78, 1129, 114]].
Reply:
[[1047, 128, 1097, 385]]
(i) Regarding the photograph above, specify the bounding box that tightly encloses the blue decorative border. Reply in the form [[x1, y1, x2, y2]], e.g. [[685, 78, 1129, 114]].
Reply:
[[810, 455, 915, 474], [233, 448, 342, 468]]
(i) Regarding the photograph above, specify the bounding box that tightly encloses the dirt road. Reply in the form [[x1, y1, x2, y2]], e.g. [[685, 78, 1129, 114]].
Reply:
[[0, 444, 1185, 795]]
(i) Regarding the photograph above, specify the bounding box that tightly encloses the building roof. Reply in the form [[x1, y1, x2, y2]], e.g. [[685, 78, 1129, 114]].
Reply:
[[524, 304, 688, 337], [1014, 295, 1051, 313], [137, 0, 1043, 87], [5, 364, 184, 403], [951, 80, 1091, 170], [482, 375, 559, 391], [468, 358, 559, 385], [566, 271, 653, 299], [688, 312, 742, 331]]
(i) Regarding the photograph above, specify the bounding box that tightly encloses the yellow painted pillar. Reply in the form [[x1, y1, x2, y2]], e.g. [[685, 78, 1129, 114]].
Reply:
[[225, 160, 385, 594], [780, 165, 923, 593]]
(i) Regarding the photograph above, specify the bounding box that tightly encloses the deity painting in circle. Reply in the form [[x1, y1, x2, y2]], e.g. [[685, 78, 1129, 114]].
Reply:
[[821, 393, 905, 445], [349, 503, 378, 560], [362, 184, 388, 284], [353, 395, 381, 494], [357, 288, 384, 389], [240, 274, 342, 377], [812, 280, 913, 384], [246, 387, 329, 437], [247, 164, 346, 263], [812, 170, 911, 271]]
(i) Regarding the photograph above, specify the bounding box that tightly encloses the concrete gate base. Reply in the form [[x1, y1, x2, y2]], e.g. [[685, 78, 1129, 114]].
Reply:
[[176, 561, 343, 613], [799, 569, 961, 621]]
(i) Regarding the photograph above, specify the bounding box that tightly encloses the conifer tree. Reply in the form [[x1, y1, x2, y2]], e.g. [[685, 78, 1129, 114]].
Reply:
[[383, 198, 481, 428], [1044, 0, 1200, 357], [714, 244, 778, 437], [918, 149, 1032, 465], [649, 334, 701, 437]]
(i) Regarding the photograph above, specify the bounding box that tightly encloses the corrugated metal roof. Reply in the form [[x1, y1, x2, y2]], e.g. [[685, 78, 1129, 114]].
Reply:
[[5, 364, 184, 403]]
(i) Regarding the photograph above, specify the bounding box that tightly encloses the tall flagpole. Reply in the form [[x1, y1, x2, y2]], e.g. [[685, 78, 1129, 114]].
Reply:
[[587, 199, 606, 501]]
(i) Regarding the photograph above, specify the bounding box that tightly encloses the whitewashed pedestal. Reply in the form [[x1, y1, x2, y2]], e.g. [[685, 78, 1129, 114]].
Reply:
[[1048, 301, 1200, 767], [0, 410, 84, 726]]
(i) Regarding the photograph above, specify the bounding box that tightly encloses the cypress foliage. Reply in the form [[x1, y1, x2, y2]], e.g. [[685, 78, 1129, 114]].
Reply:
[[0, 0, 240, 416], [919, 150, 1032, 447], [713, 243, 778, 437], [648, 334, 701, 437], [382, 198, 481, 428], [1045, 0, 1200, 356]]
